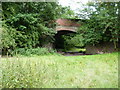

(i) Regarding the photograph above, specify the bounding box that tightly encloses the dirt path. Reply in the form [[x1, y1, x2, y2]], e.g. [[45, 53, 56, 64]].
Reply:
[[57, 51, 93, 56]]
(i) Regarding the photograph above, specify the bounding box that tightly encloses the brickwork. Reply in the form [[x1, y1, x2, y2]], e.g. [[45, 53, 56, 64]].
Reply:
[[56, 19, 80, 32]]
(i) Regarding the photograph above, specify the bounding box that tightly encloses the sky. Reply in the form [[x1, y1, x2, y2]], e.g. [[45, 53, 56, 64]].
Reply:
[[58, 0, 96, 19], [58, 0, 91, 12]]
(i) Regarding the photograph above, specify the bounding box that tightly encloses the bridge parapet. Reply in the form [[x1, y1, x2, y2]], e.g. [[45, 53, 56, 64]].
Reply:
[[56, 19, 81, 32]]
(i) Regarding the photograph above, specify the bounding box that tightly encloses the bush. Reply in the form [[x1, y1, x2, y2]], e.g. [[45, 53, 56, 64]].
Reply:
[[13, 48, 57, 56], [1, 24, 16, 55], [2, 14, 56, 55], [62, 34, 85, 50]]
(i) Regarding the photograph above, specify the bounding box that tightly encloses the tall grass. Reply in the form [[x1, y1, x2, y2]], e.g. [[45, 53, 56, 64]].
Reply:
[[1, 52, 118, 88], [12, 47, 57, 56]]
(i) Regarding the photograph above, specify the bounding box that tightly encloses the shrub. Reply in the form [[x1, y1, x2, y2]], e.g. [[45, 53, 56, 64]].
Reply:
[[1, 24, 16, 55], [62, 34, 85, 50], [12, 48, 56, 56]]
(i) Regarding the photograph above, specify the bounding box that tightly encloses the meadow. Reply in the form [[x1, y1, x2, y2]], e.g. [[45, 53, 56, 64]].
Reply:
[[1, 52, 118, 88]]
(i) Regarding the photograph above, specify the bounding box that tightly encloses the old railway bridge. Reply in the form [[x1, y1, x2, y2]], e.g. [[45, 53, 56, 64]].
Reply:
[[55, 18, 81, 49], [54, 18, 117, 54]]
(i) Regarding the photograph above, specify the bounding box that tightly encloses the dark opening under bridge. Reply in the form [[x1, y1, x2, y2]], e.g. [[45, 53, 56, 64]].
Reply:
[[54, 18, 81, 49]]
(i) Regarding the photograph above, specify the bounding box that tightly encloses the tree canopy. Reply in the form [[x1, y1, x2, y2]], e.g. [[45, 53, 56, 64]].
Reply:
[[76, 2, 119, 48], [61, 2, 119, 51], [2, 2, 72, 55], [1, 2, 119, 55]]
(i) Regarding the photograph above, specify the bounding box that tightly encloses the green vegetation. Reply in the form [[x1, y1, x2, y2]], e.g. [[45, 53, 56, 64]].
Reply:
[[1, 52, 118, 88], [1, 2, 75, 55], [77, 2, 119, 48], [67, 48, 86, 52], [1, 1, 119, 89], [12, 48, 57, 56], [62, 34, 85, 50], [1, 2, 119, 55], [58, 2, 119, 51]]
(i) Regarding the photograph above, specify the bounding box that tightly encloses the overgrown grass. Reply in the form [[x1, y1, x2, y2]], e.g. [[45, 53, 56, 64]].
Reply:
[[12, 48, 57, 56], [1, 52, 118, 88]]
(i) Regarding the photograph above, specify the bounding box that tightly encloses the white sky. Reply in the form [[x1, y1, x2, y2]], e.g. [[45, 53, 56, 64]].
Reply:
[[58, 0, 91, 12]]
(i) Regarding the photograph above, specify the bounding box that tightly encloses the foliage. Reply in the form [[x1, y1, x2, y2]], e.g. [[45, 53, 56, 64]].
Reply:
[[77, 2, 119, 48], [1, 24, 16, 55], [62, 34, 85, 50], [7, 13, 56, 48], [60, 6, 76, 19], [1, 2, 65, 55]]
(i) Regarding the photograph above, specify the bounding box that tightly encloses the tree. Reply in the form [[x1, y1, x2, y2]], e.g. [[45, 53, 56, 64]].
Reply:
[[77, 2, 119, 49], [60, 6, 76, 19], [1, 2, 65, 55]]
